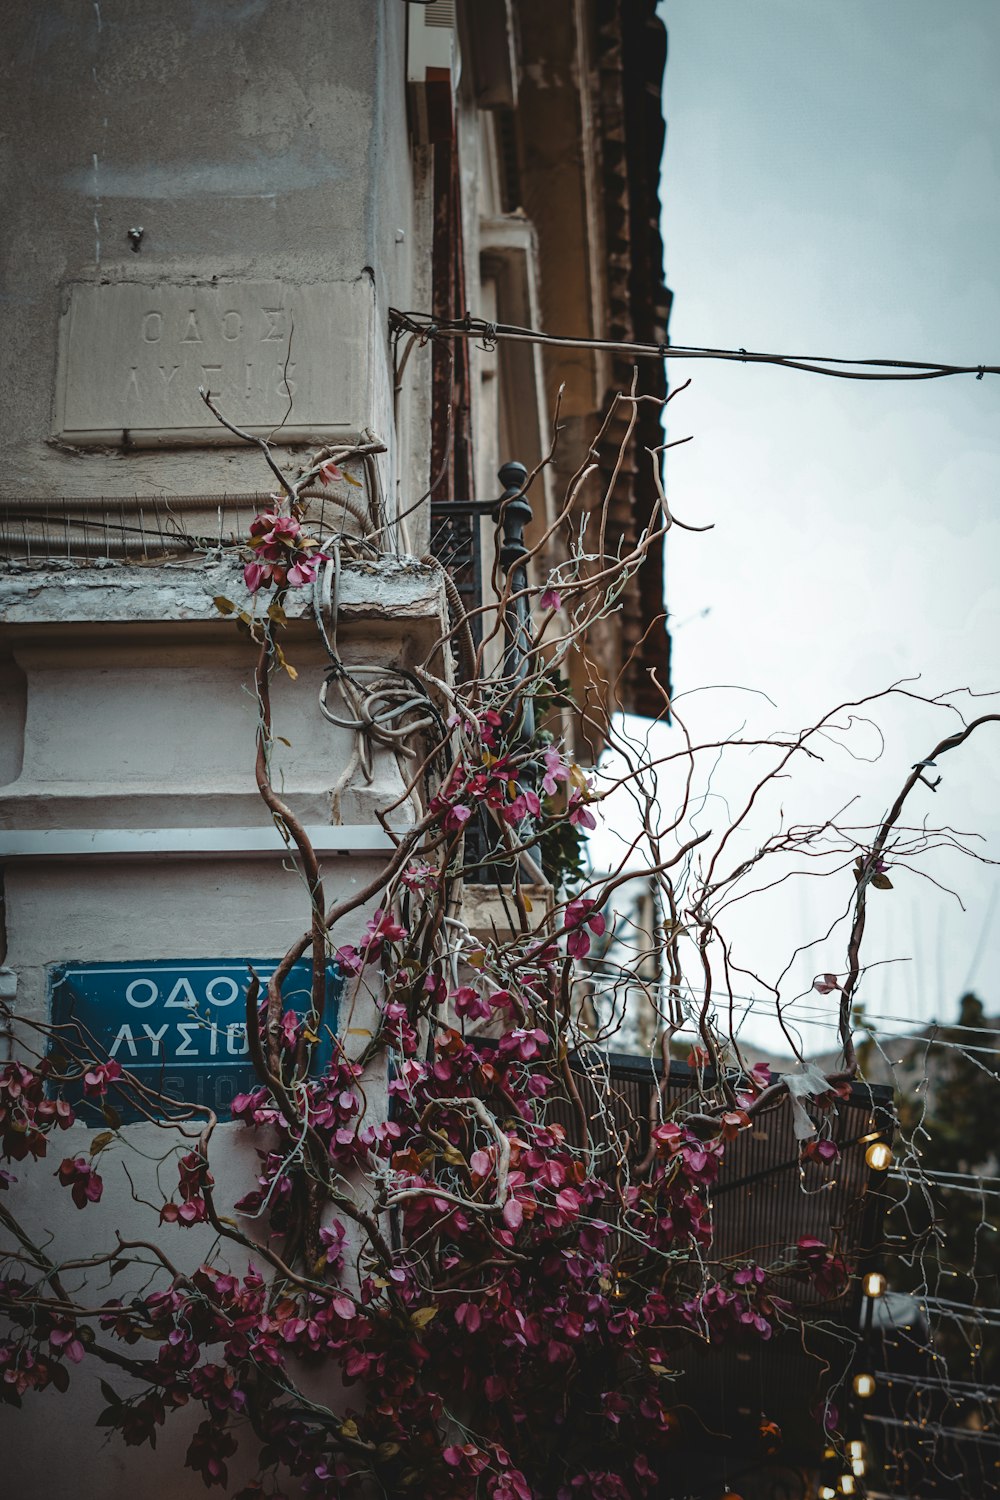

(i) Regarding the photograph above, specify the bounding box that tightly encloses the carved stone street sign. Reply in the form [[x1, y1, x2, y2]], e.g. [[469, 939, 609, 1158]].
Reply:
[[55, 280, 370, 447]]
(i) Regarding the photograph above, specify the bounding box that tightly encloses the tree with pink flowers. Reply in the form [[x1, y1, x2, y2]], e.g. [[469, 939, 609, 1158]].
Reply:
[[2, 395, 997, 1498]]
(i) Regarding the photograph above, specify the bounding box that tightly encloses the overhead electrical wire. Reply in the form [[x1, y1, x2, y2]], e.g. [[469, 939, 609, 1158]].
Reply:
[[388, 309, 999, 384]]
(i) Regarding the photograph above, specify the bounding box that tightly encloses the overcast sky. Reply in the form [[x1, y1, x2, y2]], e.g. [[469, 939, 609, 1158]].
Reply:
[[597, 2, 1000, 1058]]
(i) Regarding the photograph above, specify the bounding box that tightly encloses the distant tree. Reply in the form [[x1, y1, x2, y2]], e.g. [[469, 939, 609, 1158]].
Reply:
[[893, 992, 1000, 1386]]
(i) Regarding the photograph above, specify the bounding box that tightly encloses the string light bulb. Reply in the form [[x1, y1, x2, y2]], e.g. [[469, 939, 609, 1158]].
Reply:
[[819, 1489, 837, 1500], [865, 1140, 892, 1170], [852, 1459, 866, 1477], [840, 1476, 856, 1496], [848, 1440, 865, 1460], [863, 1270, 887, 1298]]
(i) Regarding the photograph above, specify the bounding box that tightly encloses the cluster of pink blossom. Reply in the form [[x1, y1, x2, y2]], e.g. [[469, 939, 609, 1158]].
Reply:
[[0, 1059, 76, 1165], [242, 507, 329, 594], [426, 731, 595, 844], [159, 1149, 212, 1226]]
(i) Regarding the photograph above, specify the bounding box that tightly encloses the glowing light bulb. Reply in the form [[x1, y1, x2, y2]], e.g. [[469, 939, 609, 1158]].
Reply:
[[840, 1475, 856, 1496], [852, 1459, 866, 1477], [819, 1488, 837, 1500], [866, 1140, 892, 1170], [863, 1270, 887, 1298], [853, 1372, 875, 1398], [848, 1440, 865, 1460]]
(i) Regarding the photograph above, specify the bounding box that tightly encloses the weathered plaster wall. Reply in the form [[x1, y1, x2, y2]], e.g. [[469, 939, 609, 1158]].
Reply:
[[0, 6, 448, 1489], [0, 560, 441, 1495], [0, 558, 445, 830], [0, 0, 414, 499]]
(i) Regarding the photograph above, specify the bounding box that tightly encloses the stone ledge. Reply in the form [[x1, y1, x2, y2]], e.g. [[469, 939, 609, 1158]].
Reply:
[[0, 556, 444, 627]]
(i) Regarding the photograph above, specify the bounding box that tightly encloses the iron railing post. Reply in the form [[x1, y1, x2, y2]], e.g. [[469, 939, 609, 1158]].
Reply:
[[493, 461, 534, 743]]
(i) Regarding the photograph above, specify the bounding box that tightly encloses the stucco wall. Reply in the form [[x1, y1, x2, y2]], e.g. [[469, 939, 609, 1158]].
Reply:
[[0, 5, 450, 1488], [0, 553, 425, 1492], [0, 0, 416, 502]]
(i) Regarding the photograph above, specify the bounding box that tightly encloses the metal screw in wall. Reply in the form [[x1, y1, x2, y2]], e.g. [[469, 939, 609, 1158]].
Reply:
[[127, 227, 144, 252]]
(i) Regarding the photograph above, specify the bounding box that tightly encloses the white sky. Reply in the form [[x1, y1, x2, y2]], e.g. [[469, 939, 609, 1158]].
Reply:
[[595, 1, 1000, 1059]]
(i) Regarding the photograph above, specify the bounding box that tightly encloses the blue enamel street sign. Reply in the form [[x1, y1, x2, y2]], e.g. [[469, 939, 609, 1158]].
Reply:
[[49, 959, 341, 1123]]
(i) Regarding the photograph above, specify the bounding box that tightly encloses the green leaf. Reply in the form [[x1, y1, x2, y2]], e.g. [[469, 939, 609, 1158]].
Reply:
[[109, 1259, 129, 1279], [871, 873, 894, 890], [410, 1305, 438, 1329], [102, 1103, 122, 1130], [99, 1380, 123, 1409], [344, 472, 363, 488], [213, 595, 236, 616], [89, 1130, 114, 1157]]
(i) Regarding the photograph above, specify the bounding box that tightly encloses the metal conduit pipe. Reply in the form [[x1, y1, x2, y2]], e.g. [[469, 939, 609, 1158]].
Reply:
[[0, 493, 274, 511], [0, 530, 231, 557]]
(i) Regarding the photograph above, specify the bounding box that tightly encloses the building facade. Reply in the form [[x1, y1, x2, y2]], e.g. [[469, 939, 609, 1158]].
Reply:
[[0, 3, 669, 1491]]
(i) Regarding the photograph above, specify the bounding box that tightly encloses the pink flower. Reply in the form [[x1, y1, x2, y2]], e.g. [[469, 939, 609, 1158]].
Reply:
[[400, 859, 435, 892], [802, 1137, 840, 1164], [452, 986, 493, 1021], [286, 551, 328, 589], [454, 1301, 482, 1332], [651, 1121, 683, 1154], [333, 944, 363, 975], [243, 560, 274, 593], [565, 898, 606, 936], [567, 790, 596, 830], [249, 510, 301, 545], [49, 1326, 86, 1364], [56, 1156, 103, 1210], [540, 747, 569, 796], [566, 928, 592, 958], [813, 972, 841, 994], [317, 460, 344, 486], [503, 788, 542, 825], [500, 1027, 549, 1061], [564, 897, 606, 956], [368, 909, 408, 944], [503, 1197, 524, 1231], [733, 1263, 766, 1287], [749, 1061, 772, 1090], [443, 1444, 488, 1474], [479, 709, 503, 748], [540, 586, 562, 611], [491, 1470, 534, 1500], [82, 1060, 122, 1097]]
